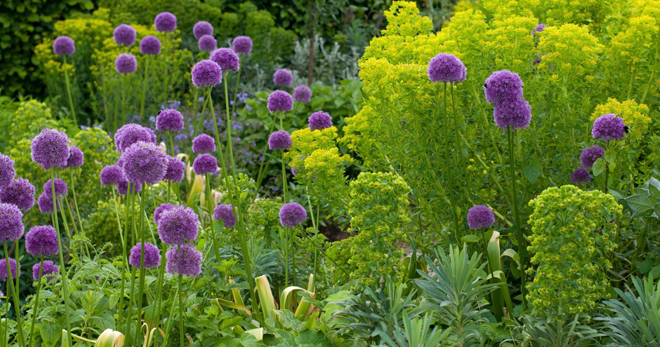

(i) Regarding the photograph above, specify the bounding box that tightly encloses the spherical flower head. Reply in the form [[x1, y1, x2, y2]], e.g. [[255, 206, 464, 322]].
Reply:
[[192, 153, 218, 175], [37, 192, 59, 213], [154, 12, 177, 33], [100, 165, 125, 185], [467, 205, 495, 230], [31, 128, 71, 170], [427, 53, 467, 83], [293, 85, 312, 103], [192, 134, 216, 153], [308, 111, 333, 131], [32, 261, 58, 281], [198, 35, 217, 52], [117, 181, 142, 195], [64, 146, 84, 168], [166, 244, 202, 277], [533, 23, 546, 33], [53, 36, 75, 56], [210, 48, 240, 72], [0, 154, 15, 190], [193, 21, 213, 39], [232, 36, 253, 54], [156, 109, 184, 132], [267, 90, 293, 113], [592, 113, 626, 141], [268, 130, 291, 150], [25, 225, 58, 257], [0, 178, 35, 211], [113, 24, 136, 46], [129, 242, 161, 269], [115, 53, 137, 74], [191, 60, 222, 88], [140, 36, 161, 55], [164, 156, 185, 183], [154, 203, 177, 224], [0, 259, 19, 281], [484, 70, 524, 105], [279, 202, 307, 227], [44, 178, 68, 197], [158, 206, 200, 245], [580, 145, 605, 170], [120, 141, 169, 184], [493, 97, 532, 130], [213, 204, 235, 228], [273, 69, 293, 86], [571, 168, 591, 184], [114, 123, 156, 153], [0, 203, 24, 242]]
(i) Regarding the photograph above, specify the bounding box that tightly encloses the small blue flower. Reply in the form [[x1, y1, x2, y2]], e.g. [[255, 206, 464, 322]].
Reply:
[[80, 125, 88, 130], [245, 105, 252, 111], [229, 100, 234, 106], [149, 116, 156, 123], [232, 124, 243, 132], [272, 187, 279, 191], [198, 97, 204, 103], [132, 115, 141, 121]]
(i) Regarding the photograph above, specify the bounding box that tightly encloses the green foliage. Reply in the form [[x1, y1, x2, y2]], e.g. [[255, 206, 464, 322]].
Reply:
[[84, 200, 121, 255], [503, 314, 603, 347]]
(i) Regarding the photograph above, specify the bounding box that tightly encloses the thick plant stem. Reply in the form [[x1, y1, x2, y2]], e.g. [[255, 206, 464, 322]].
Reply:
[[507, 127, 526, 307], [3, 243, 24, 347], [125, 267, 136, 344], [134, 185, 148, 344], [224, 74, 237, 176], [152, 250, 166, 347], [69, 170, 84, 233], [178, 272, 184, 347], [290, 227, 296, 286], [51, 169, 71, 346], [114, 188, 128, 329], [441, 83, 461, 243], [450, 84, 471, 202], [230, 68, 242, 118], [27, 256, 44, 347], [139, 56, 150, 122], [62, 56, 78, 128], [281, 151, 288, 203]]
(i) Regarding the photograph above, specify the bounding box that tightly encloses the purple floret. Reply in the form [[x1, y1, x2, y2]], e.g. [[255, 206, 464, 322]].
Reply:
[[484, 70, 524, 105], [198, 35, 217, 52], [191, 60, 222, 88], [279, 202, 307, 227], [166, 244, 202, 277], [192, 153, 217, 175], [232, 36, 253, 54], [157, 206, 200, 245], [100, 165, 125, 185], [193, 21, 213, 39], [53, 36, 75, 56], [129, 242, 161, 269], [113, 24, 136, 46], [114, 123, 156, 153], [32, 261, 58, 281], [25, 225, 59, 257], [192, 134, 216, 153], [210, 48, 240, 72], [0, 178, 35, 211], [467, 205, 495, 230], [0, 259, 19, 281], [31, 128, 71, 170], [308, 111, 333, 131], [213, 204, 236, 228], [273, 69, 293, 86], [580, 145, 605, 169], [493, 97, 532, 130], [154, 12, 177, 33], [592, 114, 626, 141], [293, 85, 312, 103], [154, 203, 177, 224], [156, 109, 184, 132], [117, 181, 142, 195], [0, 154, 15, 190], [427, 53, 467, 83], [0, 203, 24, 242], [120, 141, 169, 184], [267, 90, 293, 113], [140, 36, 161, 55], [43, 178, 68, 197], [164, 156, 185, 183], [37, 192, 59, 213], [64, 146, 84, 168], [268, 130, 291, 150], [571, 168, 591, 183], [115, 53, 137, 74]]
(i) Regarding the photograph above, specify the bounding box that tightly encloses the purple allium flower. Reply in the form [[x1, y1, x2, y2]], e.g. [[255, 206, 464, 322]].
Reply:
[[0, 203, 23, 242], [25, 226, 58, 257], [114, 123, 156, 153], [32, 261, 58, 282], [213, 204, 235, 228], [484, 70, 524, 105], [198, 35, 217, 52], [53, 36, 75, 56], [293, 85, 312, 103], [165, 244, 202, 277], [191, 60, 222, 88], [533, 23, 546, 35], [115, 53, 137, 74], [267, 90, 293, 113], [0, 178, 35, 211], [427, 53, 467, 83], [592, 114, 626, 141], [154, 12, 177, 33], [113, 24, 136, 46], [157, 206, 200, 245], [192, 153, 217, 175], [232, 36, 253, 54], [467, 205, 495, 230], [140, 36, 161, 55], [154, 203, 177, 224], [64, 146, 84, 168], [37, 193, 59, 213], [279, 202, 307, 227], [31, 128, 71, 170], [0, 259, 19, 281], [0, 154, 15, 190], [193, 21, 213, 39], [43, 178, 67, 197], [580, 145, 605, 170], [571, 168, 591, 183], [117, 181, 142, 195], [210, 48, 240, 72], [268, 130, 291, 150], [308, 111, 333, 131], [120, 141, 169, 184], [493, 97, 532, 130], [129, 242, 161, 269], [156, 109, 184, 132], [192, 134, 216, 153], [164, 156, 185, 183], [273, 69, 293, 86], [100, 165, 125, 185]]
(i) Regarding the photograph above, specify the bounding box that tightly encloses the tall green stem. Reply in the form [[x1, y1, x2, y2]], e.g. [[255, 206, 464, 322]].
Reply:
[[134, 185, 148, 344], [114, 188, 128, 329], [230, 68, 242, 119], [178, 272, 184, 347], [507, 127, 526, 307], [27, 256, 44, 347], [450, 84, 471, 204], [51, 169, 71, 346], [125, 267, 136, 344], [441, 83, 461, 243], [224, 74, 237, 176], [139, 56, 150, 122], [62, 56, 77, 128], [3, 243, 23, 347], [281, 151, 288, 203]]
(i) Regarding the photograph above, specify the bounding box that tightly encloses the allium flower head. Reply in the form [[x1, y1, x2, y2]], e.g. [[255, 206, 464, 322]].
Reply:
[[154, 12, 177, 33], [31, 128, 71, 170], [571, 168, 591, 183], [53, 36, 75, 56], [493, 97, 532, 130], [192, 134, 216, 153], [157, 206, 200, 245], [267, 90, 293, 113], [140, 36, 161, 55], [198, 35, 217, 52], [100, 165, 125, 185], [279, 202, 307, 227], [193, 21, 213, 39], [164, 156, 185, 182], [213, 204, 235, 228], [191, 60, 222, 88], [268, 130, 291, 150], [32, 261, 58, 281], [0, 203, 24, 242], [0, 178, 35, 211], [37, 193, 59, 213], [308, 111, 333, 131], [427, 53, 467, 83], [154, 203, 177, 223], [533, 23, 546, 35], [117, 181, 142, 195], [232, 36, 253, 54], [25, 225, 58, 257], [129, 242, 161, 269], [65, 146, 84, 168], [467, 205, 495, 230], [0, 154, 15, 189], [115, 53, 137, 74], [592, 113, 626, 141], [293, 85, 312, 103], [44, 178, 67, 197], [166, 244, 202, 277], [210, 48, 240, 72], [273, 69, 293, 86], [0, 259, 19, 281], [115, 123, 156, 153], [580, 145, 605, 170], [156, 109, 184, 132], [113, 24, 136, 46], [192, 153, 217, 175], [120, 141, 169, 184], [484, 70, 524, 105]]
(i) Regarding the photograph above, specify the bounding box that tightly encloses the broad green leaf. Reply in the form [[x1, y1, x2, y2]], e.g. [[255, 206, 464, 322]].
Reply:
[[625, 194, 655, 215], [240, 332, 261, 347], [40, 322, 60, 347], [461, 235, 481, 243], [592, 158, 606, 176], [523, 158, 541, 184]]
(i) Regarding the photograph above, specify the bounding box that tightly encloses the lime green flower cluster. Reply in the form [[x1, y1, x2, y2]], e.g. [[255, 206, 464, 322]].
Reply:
[[591, 98, 651, 138], [527, 185, 622, 316]]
